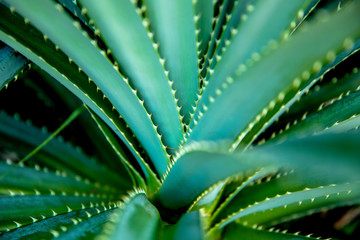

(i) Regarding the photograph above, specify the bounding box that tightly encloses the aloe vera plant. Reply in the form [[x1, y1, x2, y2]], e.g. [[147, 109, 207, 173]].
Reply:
[[1, 0, 360, 239]]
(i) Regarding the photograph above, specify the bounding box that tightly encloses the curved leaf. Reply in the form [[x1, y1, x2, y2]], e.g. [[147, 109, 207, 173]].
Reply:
[[191, 0, 318, 129], [187, 1, 360, 149], [194, 0, 213, 60], [0, 194, 116, 231], [0, 3, 153, 179], [55, 209, 114, 240], [275, 79, 360, 140], [87, 107, 160, 194], [155, 132, 360, 223], [0, 208, 115, 239], [216, 182, 360, 229], [0, 111, 129, 188], [80, 0, 184, 150], [209, 167, 353, 228], [200, 0, 233, 78], [0, 45, 27, 90], [153, 149, 271, 222], [160, 211, 204, 240], [223, 223, 321, 240], [0, 162, 120, 197], [5, 0, 169, 175], [109, 194, 161, 240], [242, 46, 360, 146], [145, 0, 199, 124]]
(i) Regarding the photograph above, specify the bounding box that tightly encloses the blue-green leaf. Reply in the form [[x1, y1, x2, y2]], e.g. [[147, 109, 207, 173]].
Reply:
[[87, 107, 160, 194], [55, 209, 114, 240], [223, 223, 320, 240], [0, 194, 117, 231], [161, 211, 204, 240], [187, 1, 360, 149], [153, 148, 271, 222], [109, 194, 161, 240], [0, 112, 129, 188], [194, 0, 213, 60], [145, 0, 199, 124], [0, 162, 120, 197], [58, 0, 92, 29], [156, 132, 360, 223], [216, 182, 360, 229], [210, 167, 357, 228], [274, 76, 360, 140], [0, 3, 154, 178], [200, 0, 233, 78], [193, 0, 317, 123], [241, 46, 360, 146], [4, 0, 169, 175], [0, 45, 27, 90], [80, 0, 184, 151], [0, 208, 114, 239]]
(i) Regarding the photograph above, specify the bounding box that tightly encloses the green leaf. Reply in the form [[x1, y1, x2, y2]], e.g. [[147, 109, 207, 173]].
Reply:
[[192, 0, 317, 124], [0, 45, 27, 90], [209, 168, 277, 226], [100, 194, 205, 240], [276, 88, 360, 140], [192, 182, 226, 211], [0, 208, 115, 239], [216, 182, 360, 229], [210, 0, 255, 60], [160, 212, 204, 240], [240, 43, 360, 146], [0, 111, 129, 188], [145, 0, 199, 124], [7, 106, 85, 174], [152, 147, 271, 223], [187, 1, 360, 149], [4, 0, 169, 176], [36, 70, 124, 171], [252, 132, 360, 177], [0, 3, 150, 178], [270, 66, 360, 130], [209, 167, 355, 228], [325, 114, 360, 134], [0, 194, 117, 231], [58, 0, 92, 30], [194, 0, 213, 59], [87, 107, 160, 194], [156, 132, 360, 223], [109, 194, 161, 240], [223, 223, 320, 240], [209, 132, 360, 228], [200, 0, 232, 78], [55, 209, 114, 240], [0, 162, 121, 197], [80, 0, 184, 151], [272, 71, 360, 140]]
